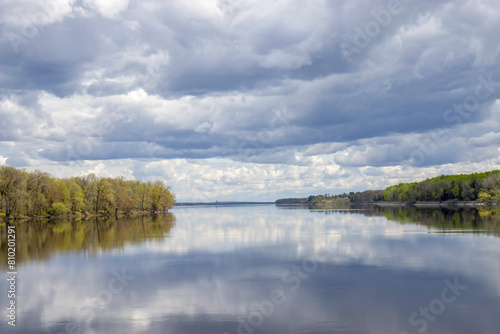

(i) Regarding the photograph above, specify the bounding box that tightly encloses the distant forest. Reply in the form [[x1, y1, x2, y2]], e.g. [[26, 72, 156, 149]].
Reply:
[[0, 165, 175, 218], [276, 170, 500, 205]]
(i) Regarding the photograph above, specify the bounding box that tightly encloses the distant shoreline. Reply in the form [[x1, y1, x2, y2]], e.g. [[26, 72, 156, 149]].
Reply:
[[175, 202, 275, 206]]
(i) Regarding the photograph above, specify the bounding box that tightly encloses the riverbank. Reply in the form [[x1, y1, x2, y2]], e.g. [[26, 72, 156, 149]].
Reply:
[[275, 200, 500, 209], [0, 210, 172, 222], [373, 201, 500, 207]]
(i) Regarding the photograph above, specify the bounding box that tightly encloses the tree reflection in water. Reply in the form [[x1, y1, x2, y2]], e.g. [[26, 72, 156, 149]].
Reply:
[[0, 213, 175, 267], [313, 205, 500, 236]]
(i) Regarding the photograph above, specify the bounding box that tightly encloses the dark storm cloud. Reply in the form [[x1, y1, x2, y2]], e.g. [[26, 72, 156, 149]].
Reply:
[[0, 0, 500, 170]]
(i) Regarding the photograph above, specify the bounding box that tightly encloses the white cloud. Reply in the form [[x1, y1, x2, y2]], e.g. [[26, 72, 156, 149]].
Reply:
[[83, 0, 129, 19], [0, 0, 76, 27], [1, 0, 500, 200]]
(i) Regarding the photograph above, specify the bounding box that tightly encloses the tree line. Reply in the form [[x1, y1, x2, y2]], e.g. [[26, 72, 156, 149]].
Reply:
[[0, 165, 175, 218], [276, 170, 500, 205], [383, 170, 500, 203], [276, 190, 385, 206]]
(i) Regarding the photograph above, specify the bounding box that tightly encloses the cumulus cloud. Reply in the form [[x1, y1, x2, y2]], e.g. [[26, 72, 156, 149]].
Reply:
[[1, 0, 500, 200]]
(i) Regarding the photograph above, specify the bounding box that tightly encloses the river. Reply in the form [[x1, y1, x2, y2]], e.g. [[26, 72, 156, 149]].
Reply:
[[1, 205, 499, 333]]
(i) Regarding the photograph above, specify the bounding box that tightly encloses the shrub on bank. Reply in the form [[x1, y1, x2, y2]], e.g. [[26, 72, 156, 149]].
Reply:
[[49, 202, 70, 216]]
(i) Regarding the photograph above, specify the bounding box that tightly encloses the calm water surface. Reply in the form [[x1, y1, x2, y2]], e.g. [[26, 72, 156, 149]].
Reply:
[[1, 205, 500, 334]]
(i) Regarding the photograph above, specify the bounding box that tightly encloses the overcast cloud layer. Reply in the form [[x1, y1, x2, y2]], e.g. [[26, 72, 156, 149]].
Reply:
[[1, 0, 500, 201]]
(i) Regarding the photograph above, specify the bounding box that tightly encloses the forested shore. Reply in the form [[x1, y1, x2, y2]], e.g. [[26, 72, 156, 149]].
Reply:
[[0, 165, 175, 220], [276, 170, 500, 207]]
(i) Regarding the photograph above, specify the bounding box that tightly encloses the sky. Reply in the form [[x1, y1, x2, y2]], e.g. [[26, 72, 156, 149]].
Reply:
[[1, 0, 500, 202]]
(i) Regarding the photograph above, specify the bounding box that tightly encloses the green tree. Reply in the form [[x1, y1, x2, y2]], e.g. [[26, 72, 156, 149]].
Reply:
[[94, 178, 114, 213], [0, 166, 28, 217], [148, 181, 175, 212], [65, 179, 85, 213], [26, 169, 51, 215]]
